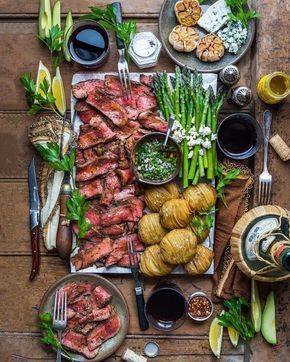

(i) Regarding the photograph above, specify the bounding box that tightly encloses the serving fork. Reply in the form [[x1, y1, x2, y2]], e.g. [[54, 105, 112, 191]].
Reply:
[[53, 290, 67, 362], [258, 110, 272, 205], [127, 239, 149, 331], [112, 2, 132, 98]]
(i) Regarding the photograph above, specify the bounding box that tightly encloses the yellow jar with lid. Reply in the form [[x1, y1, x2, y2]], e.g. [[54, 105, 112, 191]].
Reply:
[[257, 72, 290, 104]]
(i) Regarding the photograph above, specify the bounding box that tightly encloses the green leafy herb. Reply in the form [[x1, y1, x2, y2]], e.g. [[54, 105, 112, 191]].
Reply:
[[217, 297, 255, 341], [226, 0, 261, 27], [34, 142, 75, 175], [66, 189, 92, 239], [19, 73, 60, 116], [192, 208, 214, 238], [81, 4, 137, 61], [40, 25, 64, 53], [39, 313, 72, 360], [216, 165, 240, 206]]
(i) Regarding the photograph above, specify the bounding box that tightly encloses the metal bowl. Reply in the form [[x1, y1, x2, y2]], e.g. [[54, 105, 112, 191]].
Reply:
[[131, 132, 181, 186], [187, 291, 214, 322]]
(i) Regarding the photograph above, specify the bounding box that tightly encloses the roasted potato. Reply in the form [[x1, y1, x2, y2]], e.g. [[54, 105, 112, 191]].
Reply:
[[184, 245, 213, 275], [138, 213, 168, 245], [140, 244, 174, 276], [145, 182, 179, 212], [160, 199, 192, 229], [183, 183, 217, 213]]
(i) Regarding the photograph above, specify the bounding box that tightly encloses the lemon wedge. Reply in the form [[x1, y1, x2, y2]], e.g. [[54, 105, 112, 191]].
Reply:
[[228, 326, 239, 348], [52, 67, 66, 116], [209, 315, 223, 358], [36, 60, 51, 97]]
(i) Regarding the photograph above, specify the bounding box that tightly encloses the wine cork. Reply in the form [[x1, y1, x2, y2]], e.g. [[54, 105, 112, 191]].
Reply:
[[122, 348, 148, 362], [269, 134, 290, 162]]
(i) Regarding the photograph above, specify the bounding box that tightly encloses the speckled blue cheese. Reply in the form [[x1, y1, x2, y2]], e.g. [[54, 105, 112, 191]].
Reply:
[[217, 21, 248, 54], [197, 0, 231, 33]]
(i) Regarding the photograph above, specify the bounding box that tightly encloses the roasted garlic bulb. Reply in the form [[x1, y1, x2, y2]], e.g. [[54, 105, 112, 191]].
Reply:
[[175, 0, 202, 27], [138, 213, 168, 245], [145, 182, 179, 212], [140, 244, 174, 277], [160, 229, 197, 264], [183, 183, 217, 212], [196, 34, 225, 62], [169, 25, 199, 52], [184, 245, 213, 275], [160, 199, 192, 229]]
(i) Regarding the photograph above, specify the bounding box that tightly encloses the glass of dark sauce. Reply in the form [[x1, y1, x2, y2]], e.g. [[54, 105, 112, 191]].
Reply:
[[68, 21, 110, 68], [217, 113, 262, 159], [145, 283, 187, 331]]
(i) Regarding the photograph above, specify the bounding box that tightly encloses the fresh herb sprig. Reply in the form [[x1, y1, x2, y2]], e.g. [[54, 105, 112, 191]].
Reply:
[[40, 313, 72, 360], [226, 0, 260, 27], [216, 165, 240, 206], [66, 189, 92, 240], [192, 208, 214, 239], [81, 4, 137, 61], [40, 25, 64, 71], [217, 297, 255, 341], [20, 74, 60, 116], [34, 142, 75, 178]]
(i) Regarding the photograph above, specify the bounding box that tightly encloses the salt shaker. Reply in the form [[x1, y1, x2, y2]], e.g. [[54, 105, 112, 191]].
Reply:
[[219, 65, 240, 86], [129, 32, 161, 69], [230, 86, 253, 107]]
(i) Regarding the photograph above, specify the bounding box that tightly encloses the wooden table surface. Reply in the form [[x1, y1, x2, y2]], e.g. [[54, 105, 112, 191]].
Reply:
[[0, 1, 289, 361]]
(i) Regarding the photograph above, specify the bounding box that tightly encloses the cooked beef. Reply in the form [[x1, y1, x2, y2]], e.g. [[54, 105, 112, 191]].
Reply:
[[75, 100, 99, 124], [92, 286, 112, 307], [136, 94, 157, 110], [87, 313, 121, 351], [76, 149, 86, 166], [62, 330, 100, 359], [78, 179, 104, 199], [100, 223, 127, 237], [80, 322, 97, 336], [72, 79, 105, 99], [78, 305, 112, 324], [78, 122, 115, 150], [114, 184, 137, 201], [140, 74, 153, 87], [76, 155, 119, 182], [86, 91, 128, 127], [117, 253, 141, 267], [105, 233, 145, 266], [61, 283, 93, 304], [116, 120, 141, 140], [116, 168, 135, 186], [104, 75, 123, 97], [100, 172, 121, 207], [72, 238, 113, 271], [67, 307, 77, 320], [138, 111, 168, 133]]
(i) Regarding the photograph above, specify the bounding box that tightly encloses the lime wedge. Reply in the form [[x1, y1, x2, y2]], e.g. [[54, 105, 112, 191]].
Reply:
[[52, 67, 66, 116]]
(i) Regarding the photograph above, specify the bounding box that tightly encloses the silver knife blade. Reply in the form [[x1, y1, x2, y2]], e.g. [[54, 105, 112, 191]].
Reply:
[[28, 158, 40, 229]]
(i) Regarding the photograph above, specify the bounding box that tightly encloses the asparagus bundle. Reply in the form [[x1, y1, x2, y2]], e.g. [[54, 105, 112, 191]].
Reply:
[[153, 67, 227, 187]]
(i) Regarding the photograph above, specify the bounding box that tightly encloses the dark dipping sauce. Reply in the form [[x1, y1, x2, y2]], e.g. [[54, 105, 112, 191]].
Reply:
[[146, 288, 186, 329], [217, 114, 262, 159], [69, 24, 109, 67]]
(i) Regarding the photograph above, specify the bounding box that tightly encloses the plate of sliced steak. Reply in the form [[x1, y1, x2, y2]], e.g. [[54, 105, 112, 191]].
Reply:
[[39, 274, 129, 361]]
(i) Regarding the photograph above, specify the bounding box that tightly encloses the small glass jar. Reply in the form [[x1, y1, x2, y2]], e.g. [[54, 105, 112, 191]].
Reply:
[[257, 72, 290, 104], [129, 32, 162, 69]]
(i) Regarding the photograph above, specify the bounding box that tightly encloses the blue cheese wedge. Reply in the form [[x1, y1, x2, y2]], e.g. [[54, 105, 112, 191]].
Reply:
[[197, 0, 231, 33]]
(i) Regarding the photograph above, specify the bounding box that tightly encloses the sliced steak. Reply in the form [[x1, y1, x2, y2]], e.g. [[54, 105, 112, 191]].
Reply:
[[116, 168, 135, 186], [104, 75, 123, 97], [78, 123, 115, 149], [92, 286, 112, 307], [87, 313, 121, 351], [118, 253, 141, 267], [114, 184, 137, 201], [100, 172, 121, 207], [76, 149, 86, 166], [71, 238, 113, 270], [86, 91, 128, 127], [75, 100, 99, 124], [61, 283, 93, 304], [62, 330, 100, 359], [137, 94, 157, 111], [138, 111, 167, 133], [116, 120, 140, 140], [140, 74, 153, 87], [80, 322, 97, 336], [78, 305, 112, 324], [78, 178, 104, 199], [76, 155, 118, 182], [72, 79, 105, 99]]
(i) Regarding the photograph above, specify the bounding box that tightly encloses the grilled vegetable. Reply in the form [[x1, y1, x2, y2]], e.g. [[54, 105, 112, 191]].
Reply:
[[160, 199, 192, 229], [144, 182, 179, 212], [183, 183, 217, 212], [140, 244, 174, 277], [184, 245, 213, 275], [160, 228, 197, 264], [138, 213, 168, 245]]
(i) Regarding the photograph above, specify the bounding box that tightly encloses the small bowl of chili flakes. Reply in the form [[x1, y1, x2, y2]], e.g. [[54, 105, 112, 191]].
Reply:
[[188, 292, 214, 322]]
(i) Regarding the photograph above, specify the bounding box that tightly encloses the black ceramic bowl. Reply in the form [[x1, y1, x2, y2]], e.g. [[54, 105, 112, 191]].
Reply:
[[131, 132, 181, 185], [217, 113, 262, 160], [68, 21, 110, 69]]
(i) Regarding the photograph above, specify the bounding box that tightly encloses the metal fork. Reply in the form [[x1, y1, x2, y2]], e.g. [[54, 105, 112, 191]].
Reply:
[[53, 290, 67, 362], [127, 239, 149, 331], [112, 2, 132, 97], [258, 110, 272, 205]]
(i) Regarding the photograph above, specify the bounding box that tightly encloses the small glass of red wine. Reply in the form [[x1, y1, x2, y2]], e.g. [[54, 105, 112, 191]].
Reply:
[[217, 113, 262, 159], [145, 283, 187, 331], [68, 21, 110, 68]]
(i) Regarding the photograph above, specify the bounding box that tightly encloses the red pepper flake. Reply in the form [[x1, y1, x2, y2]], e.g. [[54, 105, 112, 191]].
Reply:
[[188, 296, 212, 318]]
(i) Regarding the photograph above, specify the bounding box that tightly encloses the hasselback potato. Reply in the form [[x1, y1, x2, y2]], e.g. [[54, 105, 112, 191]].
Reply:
[[160, 199, 192, 229], [183, 183, 217, 212], [184, 245, 213, 275], [160, 229, 197, 264], [190, 214, 210, 243], [140, 244, 174, 276], [145, 182, 180, 212], [138, 213, 168, 245]]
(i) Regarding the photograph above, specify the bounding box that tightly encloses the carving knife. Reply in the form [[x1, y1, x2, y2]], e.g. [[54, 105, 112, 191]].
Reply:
[[28, 158, 40, 281]]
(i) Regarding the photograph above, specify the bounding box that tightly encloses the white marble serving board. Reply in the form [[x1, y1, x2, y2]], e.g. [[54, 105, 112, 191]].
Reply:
[[70, 72, 217, 275]]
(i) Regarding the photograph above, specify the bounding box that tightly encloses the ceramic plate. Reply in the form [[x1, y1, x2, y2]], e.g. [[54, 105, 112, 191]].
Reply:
[[39, 274, 129, 361], [159, 0, 255, 72]]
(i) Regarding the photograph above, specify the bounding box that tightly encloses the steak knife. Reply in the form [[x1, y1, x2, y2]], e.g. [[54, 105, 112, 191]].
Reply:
[[28, 158, 40, 281]]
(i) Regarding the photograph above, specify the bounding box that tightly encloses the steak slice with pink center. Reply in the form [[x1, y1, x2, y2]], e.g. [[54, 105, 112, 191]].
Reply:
[[78, 305, 112, 324], [138, 111, 168, 133], [72, 79, 105, 99], [78, 178, 104, 199], [92, 286, 112, 307], [76, 155, 119, 182], [78, 123, 115, 150], [61, 330, 100, 359]]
